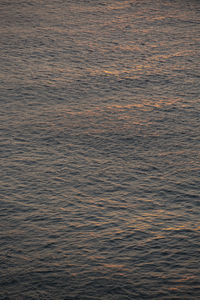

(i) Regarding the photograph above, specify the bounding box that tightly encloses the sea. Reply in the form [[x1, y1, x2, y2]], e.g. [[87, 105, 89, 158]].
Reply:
[[0, 0, 200, 299]]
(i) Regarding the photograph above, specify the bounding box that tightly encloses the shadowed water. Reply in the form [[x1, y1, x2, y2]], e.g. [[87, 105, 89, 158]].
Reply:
[[0, 0, 200, 299]]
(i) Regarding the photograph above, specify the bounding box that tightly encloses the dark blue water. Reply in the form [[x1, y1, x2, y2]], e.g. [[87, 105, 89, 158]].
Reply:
[[0, 0, 200, 299]]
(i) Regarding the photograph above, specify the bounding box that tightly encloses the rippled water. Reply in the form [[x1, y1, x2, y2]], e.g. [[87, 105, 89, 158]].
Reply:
[[0, 0, 200, 299]]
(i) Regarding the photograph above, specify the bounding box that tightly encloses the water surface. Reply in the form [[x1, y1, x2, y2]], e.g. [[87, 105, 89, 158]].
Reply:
[[0, 0, 200, 299]]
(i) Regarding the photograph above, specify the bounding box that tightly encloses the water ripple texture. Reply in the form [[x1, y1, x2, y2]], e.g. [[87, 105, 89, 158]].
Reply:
[[0, 0, 200, 299]]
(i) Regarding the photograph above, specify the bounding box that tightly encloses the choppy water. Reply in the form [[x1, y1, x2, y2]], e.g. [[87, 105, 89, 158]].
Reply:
[[0, 0, 200, 299]]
